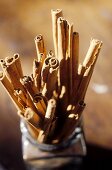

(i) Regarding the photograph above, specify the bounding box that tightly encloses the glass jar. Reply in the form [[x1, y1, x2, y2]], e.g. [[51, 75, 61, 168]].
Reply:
[[20, 118, 86, 170]]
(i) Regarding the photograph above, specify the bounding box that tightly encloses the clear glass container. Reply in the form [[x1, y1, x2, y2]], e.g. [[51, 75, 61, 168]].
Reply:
[[20, 118, 86, 170]]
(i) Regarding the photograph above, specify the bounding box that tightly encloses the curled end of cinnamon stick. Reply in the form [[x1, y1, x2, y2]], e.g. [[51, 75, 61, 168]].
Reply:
[[51, 9, 63, 15], [34, 34, 43, 42], [14, 53, 19, 60]]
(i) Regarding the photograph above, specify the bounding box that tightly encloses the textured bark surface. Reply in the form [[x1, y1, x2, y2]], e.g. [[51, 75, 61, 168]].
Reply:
[[0, 1, 112, 169]]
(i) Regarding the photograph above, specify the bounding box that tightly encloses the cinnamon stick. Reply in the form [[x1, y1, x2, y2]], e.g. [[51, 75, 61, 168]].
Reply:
[[3, 56, 24, 90], [24, 107, 42, 128], [32, 59, 42, 90], [0, 71, 23, 111], [34, 34, 46, 62], [33, 95, 46, 115], [20, 76, 38, 98], [18, 110, 39, 139], [67, 23, 73, 101], [14, 89, 27, 108], [57, 17, 69, 112], [72, 32, 79, 86], [20, 77, 44, 119], [33, 93, 46, 113], [42, 64, 59, 99], [14, 53, 23, 78], [42, 71, 58, 100], [59, 101, 85, 141], [38, 99, 56, 143], [51, 9, 63, 58], [41, 56, 51, 86], [77, 40, 102, 101], [83, 39, 103, 68]]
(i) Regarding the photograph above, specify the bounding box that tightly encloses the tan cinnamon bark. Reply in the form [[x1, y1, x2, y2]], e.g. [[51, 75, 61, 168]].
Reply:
[[83, 39, 103, 68], [18, 111, 39, 139], [0, 71, 23, 111], [72, 32, 79, 85], [14, 53, 23, 78], [77, 39, 102, 101], [57, 17, 69, 112], [51, 9, 63, 58], [24, 107, 42, 128], [42, 57, 59, 99], [67, 23, 73, 100], [34, 34, 46, 62], [32, 59, 42, 90], [38, 99, 56, 143], [2, 56, 24, 90]]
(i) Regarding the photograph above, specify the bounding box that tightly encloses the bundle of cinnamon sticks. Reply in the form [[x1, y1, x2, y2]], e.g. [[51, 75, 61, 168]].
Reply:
[[0, 9, 102, 144]]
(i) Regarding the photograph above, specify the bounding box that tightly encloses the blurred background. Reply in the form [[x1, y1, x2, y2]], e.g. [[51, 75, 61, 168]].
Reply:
[[0, 0, 112, 169]]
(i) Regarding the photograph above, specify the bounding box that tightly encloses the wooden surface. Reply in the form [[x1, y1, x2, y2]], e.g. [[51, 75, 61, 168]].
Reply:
[[0, 0, 112, 155]]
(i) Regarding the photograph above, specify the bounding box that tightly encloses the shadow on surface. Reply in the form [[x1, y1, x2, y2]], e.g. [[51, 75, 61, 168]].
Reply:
[[82, 143, 112, 170], [0, 142, 112, 170], [58, 143, 112, 170]]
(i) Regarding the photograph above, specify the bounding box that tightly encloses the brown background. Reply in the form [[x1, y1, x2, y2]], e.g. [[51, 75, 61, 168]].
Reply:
[[0, 0, 112, 165]]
